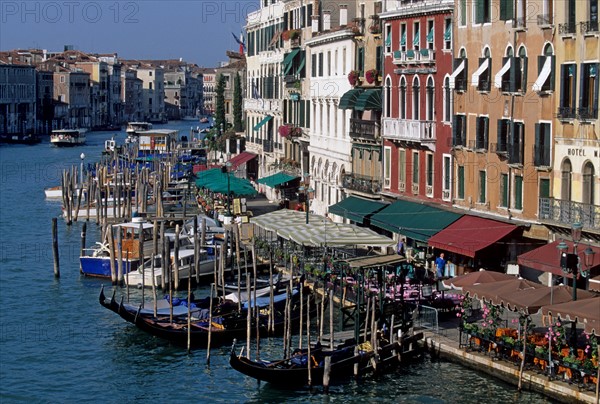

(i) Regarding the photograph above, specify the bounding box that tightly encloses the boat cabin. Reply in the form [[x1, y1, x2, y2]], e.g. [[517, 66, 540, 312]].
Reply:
[[137, 129, 179, 155]]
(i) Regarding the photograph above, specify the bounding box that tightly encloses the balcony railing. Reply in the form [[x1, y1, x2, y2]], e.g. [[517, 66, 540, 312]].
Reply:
[[508, 142, 523, 165], [244, 98, 282, 113], [538, 197, 600, 230], [490, 142, 508, 155], [580, 20, 599, 34], [468, 139, 488, 151], [392, 49, 435, 65], [558, 22, 576, 35], [533, 144, 551, 167], [537, 13, 553, 26], [557, 106, 576, 120], [349, 118, 380, 141], [382, 118, 436, 143], [342, 173, 381, 194], [578, 107, 599, 121]]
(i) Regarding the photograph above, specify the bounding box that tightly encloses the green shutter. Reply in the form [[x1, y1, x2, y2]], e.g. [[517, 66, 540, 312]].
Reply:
[[476, 0, 484, 23], [515, 176, 523, 210], [299, 100, 305, 127], [475, 117, 481, 147], [305, 99, 310, 126], [452, 115, 459, 146], [579, 64, 586, 112], [501, 174, 509, 207], [534, 123, 540, 166], [500, 0, 513, 20], [458, 166, 465, 199], [479, 171, 486, 203], [483, 117, 489, 149], [539, 178, 550, 199]]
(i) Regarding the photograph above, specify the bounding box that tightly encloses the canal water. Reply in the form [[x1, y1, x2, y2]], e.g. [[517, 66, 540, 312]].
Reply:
[[0, 122, 555, 403]]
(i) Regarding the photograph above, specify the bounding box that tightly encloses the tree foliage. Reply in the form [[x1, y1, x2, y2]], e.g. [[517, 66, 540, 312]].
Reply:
[[233, 73, 243, 132], [214, 73, 226, 135]]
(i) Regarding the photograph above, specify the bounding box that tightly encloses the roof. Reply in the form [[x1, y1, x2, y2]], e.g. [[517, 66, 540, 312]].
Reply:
[[328, 196, 387, 225], [517, 240, 600, 278], [428, 215, 519, 257], [370, 200, 462, 242]]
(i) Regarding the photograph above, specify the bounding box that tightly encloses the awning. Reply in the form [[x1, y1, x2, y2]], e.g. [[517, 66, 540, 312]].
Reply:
[[385, 31, 391, 47], [256, 171, 299, 188], [338, 88, 364, 110], [328, 196, 387, 224], [413, 29, 419, 45], [371, 200, 462, 242], [449, 59, 465, 89], [426, 27, 434, 42], [494, 57, 511, 88], [532, 56, 552, 91], [253, 115, 273, 131], [195, 168, 258, 196], [283, 48, 300, 68], [542, 298, 600, 335], [517, 240, 600, 277], [354, 89, 382, 111], [400, 30, 406, 45], [228, 151, 257, 170], [444, 24, 451, 41], [471, 58, 489, 86], [428, 215, 519, 258], [344, 254, 406, 269]]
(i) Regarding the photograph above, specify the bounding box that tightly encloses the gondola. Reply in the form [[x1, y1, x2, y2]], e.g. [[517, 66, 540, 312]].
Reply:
[[99, 285, 312, 349]]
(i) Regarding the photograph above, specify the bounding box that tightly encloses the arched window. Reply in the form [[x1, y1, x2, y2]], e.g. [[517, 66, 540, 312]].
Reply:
[[543, 43, 553, 56], [443, 76, 451, 122], [426, 76, 434, 121], [561, 159, 572, 200], [399, 77, 407, 119], [412, 76, 420, 120], [483, 47, 491, 58], [582, 162, 595, 205], [459, 48, 466, 58], [506, 45, 514, 57], [385, 77, 392, 118]]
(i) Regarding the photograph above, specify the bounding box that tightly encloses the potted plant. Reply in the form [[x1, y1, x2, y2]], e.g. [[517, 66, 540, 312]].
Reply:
[[534, 345, 548, 358], [348, 70, 361, 86], [365, 69, 379, 84], [562, 354, 582, 369]]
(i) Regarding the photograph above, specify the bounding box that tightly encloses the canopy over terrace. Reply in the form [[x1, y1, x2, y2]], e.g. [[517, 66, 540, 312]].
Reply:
[[542, 297, 600, 335], [462, 278, 544, 306], [499, 285, 596, 315], [251, 209, 395, 249], [195, 168, 257, 196]]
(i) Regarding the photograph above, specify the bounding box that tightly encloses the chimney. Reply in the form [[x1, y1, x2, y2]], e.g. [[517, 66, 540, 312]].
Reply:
[[340, 4, 348, 26], [323, 11, 331, 31], [312, 15, 319, 33]]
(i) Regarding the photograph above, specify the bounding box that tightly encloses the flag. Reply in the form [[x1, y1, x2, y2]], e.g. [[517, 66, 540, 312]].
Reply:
[[231, 31, 246, 54]]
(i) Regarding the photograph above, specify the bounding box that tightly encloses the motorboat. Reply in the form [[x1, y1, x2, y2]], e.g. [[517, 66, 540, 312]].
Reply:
[[50, 129, 86, 147]]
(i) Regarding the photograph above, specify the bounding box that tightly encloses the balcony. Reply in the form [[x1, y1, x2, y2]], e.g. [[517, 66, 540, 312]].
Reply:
[[382, 118, 436, 143], [349, 119, 380, 141], [392, 49, 435, 65], [580, 20, 599, 35], [578, 107, 599, 121], [537, 13, 553, 27], [558, 23, 576, 35], [468, 139, 488, 151], [244, 98, 282, 113], [342, 173, 381, 195], [557, 106, 576, 120], [538, 197, 600, 230]]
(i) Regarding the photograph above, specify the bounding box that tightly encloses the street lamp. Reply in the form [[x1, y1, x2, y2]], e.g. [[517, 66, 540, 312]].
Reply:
[[222, 161, 232, 216], [557, 221, 596, 352], [80, 152, 85, 186], [299, 173, 314, 224]]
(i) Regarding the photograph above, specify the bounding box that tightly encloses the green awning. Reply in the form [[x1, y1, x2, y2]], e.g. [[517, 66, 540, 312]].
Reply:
[[413, 29, 419, 45], [385, 31, 391, 47], [297, 51, 306, 75], [371, 200, 462, 242], [256, 171, 299, 188], [283, 48, 300, 75], [253, 115, 273, 131], [338, 88, 364, 110], [354, 89, 382, 111], [426, 27, 433, 42], [444, 24, 452, 41], [195, 168, 258, 196], [400, 31, 406, 45], [328, 196, 387, 224]]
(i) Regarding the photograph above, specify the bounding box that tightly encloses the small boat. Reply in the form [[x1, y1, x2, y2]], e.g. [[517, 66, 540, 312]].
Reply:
[[126, 122, 153, 134], [0, 133, 42, 145], [50, 129, 87, 147], [199, 117, 209, 123]]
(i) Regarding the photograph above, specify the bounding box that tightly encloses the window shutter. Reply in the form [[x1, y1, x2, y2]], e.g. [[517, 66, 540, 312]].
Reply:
[[593, 63, 599, 117], [475, 117, 481, 147], [579, 64, 586, 112], [509, 57, 521, 93], [476, 0, 484, 23], [299, 100, 305, 127], [548, 56, 556, 91], [306, 100, 310, 126], [284, 12, 288, 31], [300, 7, 305, 28], [452, 115, 459, 146], [283, 99, 288, 122], [559, 64, 567, 107], [534, 123, 541, 166], [521, 57, 528, 93], [571, 65, 577, 109], [483, 117, 489, 149]]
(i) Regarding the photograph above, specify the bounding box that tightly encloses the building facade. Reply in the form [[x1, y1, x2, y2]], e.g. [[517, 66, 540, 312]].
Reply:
[[0, 64, 37, 134]]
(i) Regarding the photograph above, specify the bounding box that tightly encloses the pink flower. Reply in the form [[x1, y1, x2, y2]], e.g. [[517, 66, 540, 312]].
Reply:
[[456, 313, 461, 317], [553, 337, 557, 342], [556, 332, 561, 336]]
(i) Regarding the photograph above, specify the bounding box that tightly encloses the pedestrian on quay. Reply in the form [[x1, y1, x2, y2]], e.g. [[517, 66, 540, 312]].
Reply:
[[435, 252, 446, 279]]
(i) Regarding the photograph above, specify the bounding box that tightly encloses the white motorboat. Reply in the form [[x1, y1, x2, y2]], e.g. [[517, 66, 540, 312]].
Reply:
[[50, 129, 87, 147]]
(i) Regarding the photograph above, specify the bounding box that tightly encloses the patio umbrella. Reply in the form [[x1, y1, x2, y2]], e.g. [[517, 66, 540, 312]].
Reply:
[[462, 278, 543, 305], [442, 270, 515, 290], [501, 285, 596, 315], [589, 275, 600, 293], [541, 297, 600, 335]]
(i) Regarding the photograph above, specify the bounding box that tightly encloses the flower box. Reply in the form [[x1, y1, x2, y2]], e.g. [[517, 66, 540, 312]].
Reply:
[[348, 70, 361, 86], [365, 69, 379, 84]]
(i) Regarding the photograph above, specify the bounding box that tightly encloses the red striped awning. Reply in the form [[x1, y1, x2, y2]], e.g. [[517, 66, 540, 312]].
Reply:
[[228, 151, 257, 170], [428, 215, 518, 258]]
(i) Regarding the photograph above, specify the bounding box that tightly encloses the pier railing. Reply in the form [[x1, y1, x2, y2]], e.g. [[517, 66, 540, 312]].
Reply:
[[413, 305, 439, 335]]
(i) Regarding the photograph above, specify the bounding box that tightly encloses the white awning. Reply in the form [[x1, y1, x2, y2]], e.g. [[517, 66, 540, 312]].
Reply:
[[494, 58, 512, 88], [471, 58, 489, 86], [449, 59, 465, 89], [532, 56, 552, 92]]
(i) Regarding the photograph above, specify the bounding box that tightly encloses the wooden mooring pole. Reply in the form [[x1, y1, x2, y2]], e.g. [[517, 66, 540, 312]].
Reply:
[[52, 217, 60, 278]]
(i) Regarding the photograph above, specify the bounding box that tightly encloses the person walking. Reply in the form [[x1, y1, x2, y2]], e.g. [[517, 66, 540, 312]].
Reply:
[[435, 253, 446, 279]]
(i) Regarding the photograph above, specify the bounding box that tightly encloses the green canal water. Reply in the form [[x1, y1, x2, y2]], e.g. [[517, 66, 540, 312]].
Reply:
[[0, 122, 556, 402]]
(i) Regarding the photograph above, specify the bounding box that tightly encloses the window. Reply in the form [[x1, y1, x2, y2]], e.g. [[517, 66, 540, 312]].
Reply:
[[400, 24, 407, 52], [517, 47, 528, 93], [413, 22, 420, 51], [443, 155, 451, 191], [582, 162, 595, 205], [500, 173, 509, 207], [427, 20, 434, 50], [457, 166, 465, 199], [509, 121, 524, 165], [539, 178, 550, 199], [496, 118, 510, 153], [589, 0, 599, 33], [318, 53, 323, 77], [533, 45, 555, 92], [579, 63, 599, 120], [443, 77, 451, 122], [534, 122, 551, 166], [412, 152, 419, 185], [496, 49, 526, 93], [444, 19, 452, 49], [479, 170, 486, 203], [398, 149, 406, 185], [565, 0, 576, 34], [516, 0, 526, 27], [327, 51, 331, 76], [472, 49, 491, 91], [459, 0, 467, 26], [426, 153, 434, 188], [475, 116, 489, 150], [474, 0, 491, 24], [399, 77, 407, 119], [376, 46, 382, 73], [514, 175, 523, 210], [412, 77, 420, 120], [60, 75, 65, 83], [500, 0, 514, 21], [357, 47, 365, 73], [426, 77, 434, 121], [558, 64, 577, 119], [450, 52, 468, 91], [384, 146, 391, 188], [385, 77, 392, 118], [561, 159, 572, 200], [452, 114, 467, 147], [384, 24, 392, 54]]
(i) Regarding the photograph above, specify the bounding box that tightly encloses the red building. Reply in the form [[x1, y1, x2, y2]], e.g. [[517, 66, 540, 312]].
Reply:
[[380, 0, 454, 204]]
